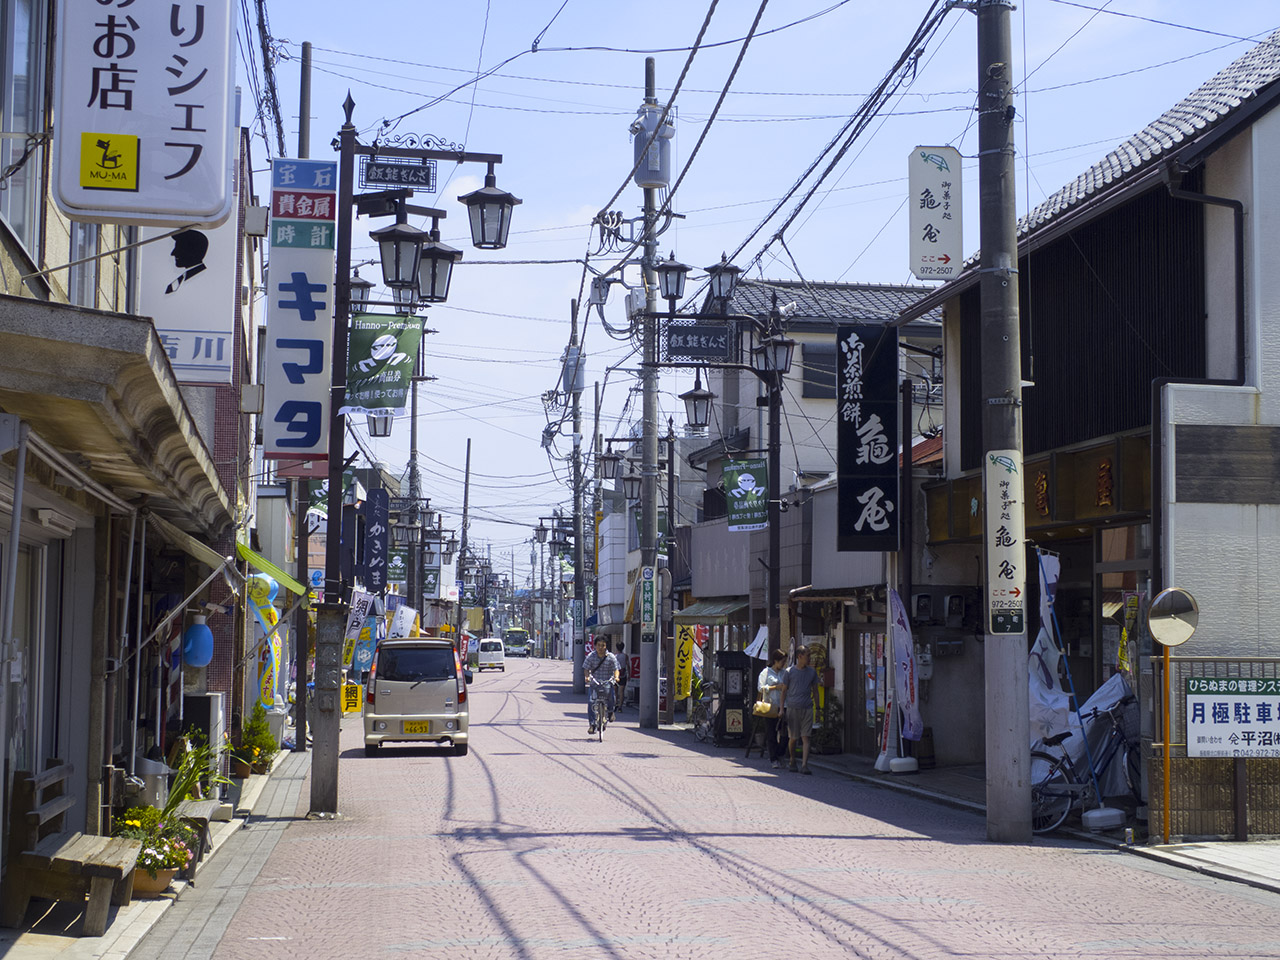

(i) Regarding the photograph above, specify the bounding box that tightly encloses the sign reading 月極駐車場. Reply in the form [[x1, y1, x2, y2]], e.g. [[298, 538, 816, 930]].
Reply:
[[54, 1, 237, 226], [1186, 677, 1280, 758]]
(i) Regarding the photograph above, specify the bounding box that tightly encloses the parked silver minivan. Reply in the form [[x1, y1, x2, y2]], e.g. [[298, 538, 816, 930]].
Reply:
[[363, 639, 470, 757]]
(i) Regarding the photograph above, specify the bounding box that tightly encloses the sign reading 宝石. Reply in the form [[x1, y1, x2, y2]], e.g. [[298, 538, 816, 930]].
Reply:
[[54, 0, 236, 226], [1186, 677, 1280, 758], [836, 325, 899, 552], [908, 146, 962, 280], [984, 450, 1026, 635]]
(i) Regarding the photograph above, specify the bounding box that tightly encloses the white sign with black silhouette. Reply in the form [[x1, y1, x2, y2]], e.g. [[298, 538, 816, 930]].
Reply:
[[140, 209, 240, 384], [836, 324, 899, 552]]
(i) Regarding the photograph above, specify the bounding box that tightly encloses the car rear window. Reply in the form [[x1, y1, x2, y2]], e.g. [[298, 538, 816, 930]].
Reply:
[[378, 646, 456, 681], [480, 641, 502, 652]]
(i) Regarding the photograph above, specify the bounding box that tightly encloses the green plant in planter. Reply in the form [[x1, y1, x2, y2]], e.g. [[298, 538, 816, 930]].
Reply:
[[113, 805, 197, 878], [238, 701, 279, 771], [810, 691, 844, 754]]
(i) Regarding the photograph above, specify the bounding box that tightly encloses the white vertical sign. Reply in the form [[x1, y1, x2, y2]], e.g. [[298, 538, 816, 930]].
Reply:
[[984, 449, 1026, 635], [262, 159, 336, 460], [54, 0, 236, 225], [908, 146, 962, 280]]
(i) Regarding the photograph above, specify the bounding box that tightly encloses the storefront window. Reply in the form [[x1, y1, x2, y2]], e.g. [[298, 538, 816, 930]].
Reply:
[[0, 0, 47, 254]]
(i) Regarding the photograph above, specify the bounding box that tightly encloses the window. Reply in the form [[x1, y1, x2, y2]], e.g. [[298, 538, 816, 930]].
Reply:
[[67, 222, 98, 306], [0, 0, 47, 254], [801, 342, 837, 399], [377, 647, 455, 682]]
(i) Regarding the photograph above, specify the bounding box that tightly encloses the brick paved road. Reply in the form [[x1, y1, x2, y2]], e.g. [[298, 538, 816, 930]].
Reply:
[[132, 658, 1280, 960]]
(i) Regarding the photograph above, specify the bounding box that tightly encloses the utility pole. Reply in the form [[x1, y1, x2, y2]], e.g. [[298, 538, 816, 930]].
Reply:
[[571, 301, 587, 693], [976, 0, 1030, 843], [455, 439, 472, 646], [639, 57, 661, 729], [291, 40, 312, 755], [408, 352, 421, 620]]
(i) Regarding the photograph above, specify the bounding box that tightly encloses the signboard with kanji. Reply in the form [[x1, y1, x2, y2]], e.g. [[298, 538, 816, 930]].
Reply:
[[640, 566, 656, 634], [984, 449, 1026, 635], [54, 0, 237, 225], [836, 325, 899, 552], [1186, 677, 1280, 758], [363, 489, 389, 593], [908, 146, 962, 280]]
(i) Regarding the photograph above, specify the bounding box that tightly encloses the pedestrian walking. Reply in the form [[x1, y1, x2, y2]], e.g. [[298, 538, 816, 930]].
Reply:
[[779, 645, 818, 774], [757, 648, 787, 768]]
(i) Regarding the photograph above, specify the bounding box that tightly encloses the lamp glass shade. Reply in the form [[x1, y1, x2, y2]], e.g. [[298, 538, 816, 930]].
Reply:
[[621, 473, 642, 501], [446, 535, 459, 554], [440, 549, 455, 566], [417, 237, 463, 303], [369, 220, 426, 288], [705, 257, 741, 301], [680, 382, 715, 430], [182, 615, 215, 668], [366, 413, 393, 437], [349, 272, 375, 309], [754, 334, 796, 375], [391, 284, 418, 314], [655, 253, 690, 301], [391, 523, 408, 546], [598, 451, 622, 480], [458, 173, 522, 249], [535, 523, 548, 544]]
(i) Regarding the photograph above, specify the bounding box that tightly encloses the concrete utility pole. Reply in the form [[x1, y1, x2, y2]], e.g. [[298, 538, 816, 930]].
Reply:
[[976, 0, 1031, 843], [571, 300, 587, 693], [292, 40, 312, 755], [639, 57, 661, 730], [455, 438, 472, 644]]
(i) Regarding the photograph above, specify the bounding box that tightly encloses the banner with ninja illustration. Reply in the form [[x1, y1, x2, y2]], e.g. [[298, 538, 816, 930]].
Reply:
[[340, 313, 423, 416]]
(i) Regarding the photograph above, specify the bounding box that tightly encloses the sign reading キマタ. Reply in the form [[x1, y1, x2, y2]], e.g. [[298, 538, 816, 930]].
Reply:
[[54, 0, 237, 226]]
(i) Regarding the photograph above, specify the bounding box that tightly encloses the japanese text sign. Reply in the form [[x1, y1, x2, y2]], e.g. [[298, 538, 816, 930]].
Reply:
[[725, 458, 768, 533], [363, 489, 389, 593], [665, 322, 733, 362], [1186, 677, 1280, 758], [836, 325, 899, 552], [908, 146, 962, 280], [984, 449, 1026, 635], [54, 0, 236, 226], [263, 159, 337, 460], [640, 565, 656, 633], [341, 313, 424, 415]]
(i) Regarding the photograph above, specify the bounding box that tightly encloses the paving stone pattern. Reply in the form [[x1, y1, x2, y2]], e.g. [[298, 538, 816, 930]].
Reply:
[[130, 660, 1280, 960]]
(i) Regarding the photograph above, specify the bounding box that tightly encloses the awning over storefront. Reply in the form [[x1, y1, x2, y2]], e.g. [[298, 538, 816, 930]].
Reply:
[[236, 541, 307, 597], [149, 512, 231, 572], [788, 585, 868, 604], [674, 598, 749, 625]]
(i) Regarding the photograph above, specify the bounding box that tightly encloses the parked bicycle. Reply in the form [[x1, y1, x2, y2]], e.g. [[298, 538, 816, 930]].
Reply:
[[1031, 693, 1143, 833], [690, 679, 720, 742]]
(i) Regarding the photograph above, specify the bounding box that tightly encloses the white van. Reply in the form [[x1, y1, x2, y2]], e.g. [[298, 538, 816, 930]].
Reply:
[[477, 638, 505, 672]]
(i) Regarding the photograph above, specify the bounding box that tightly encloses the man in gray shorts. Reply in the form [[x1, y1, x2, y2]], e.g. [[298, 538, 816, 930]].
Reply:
[[779, 645, 818, 774]]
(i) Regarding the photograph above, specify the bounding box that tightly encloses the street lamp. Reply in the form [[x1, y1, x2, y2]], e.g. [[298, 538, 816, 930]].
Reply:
[[597, 447, 622, 480], [655, 252, 690, 301], [369, 217, 427, 292], [535, 521, 548, 544], [621, 472, 643, 501], [417, 218, 463, 303], [350, 270, 375, 310], [679, 370, 715, 432], [458, 163, 522, 249], [705, 254, 742, 304], [366, 413, 393, 437]]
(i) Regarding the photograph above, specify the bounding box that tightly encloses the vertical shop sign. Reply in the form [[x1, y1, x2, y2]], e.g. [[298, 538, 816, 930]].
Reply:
[[836, 325, 899, 551], [263, 158, 337, 460], [54, 0, 236, 225], [984, 449, 1026, 635], [364, 489, 389, 593], [908, 146, 962, 279]]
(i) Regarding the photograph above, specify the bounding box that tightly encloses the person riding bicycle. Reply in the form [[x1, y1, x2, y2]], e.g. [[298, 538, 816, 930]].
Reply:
[[583, 636, 619, 733]]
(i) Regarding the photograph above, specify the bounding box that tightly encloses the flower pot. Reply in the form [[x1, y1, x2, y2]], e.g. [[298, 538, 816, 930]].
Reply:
[[231, 758, 252, 778], [251, 758, 272, 775], [133, 867, 177, 897]]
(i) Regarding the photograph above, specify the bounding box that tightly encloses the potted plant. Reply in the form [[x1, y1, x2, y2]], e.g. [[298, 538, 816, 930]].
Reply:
[[113, 805, 196, 895], [239, 701, 279, 774], [810, 691, 844, 754]]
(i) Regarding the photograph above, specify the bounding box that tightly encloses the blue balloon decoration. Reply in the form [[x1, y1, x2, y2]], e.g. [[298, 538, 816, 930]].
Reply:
[[182, 615, 215, 668]]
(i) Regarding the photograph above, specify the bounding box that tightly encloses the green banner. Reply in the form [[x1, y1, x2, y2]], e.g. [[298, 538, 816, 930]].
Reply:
[[725, 458, 768, 532], [341, 312, 423, 415], [387, 546, 408, 584]]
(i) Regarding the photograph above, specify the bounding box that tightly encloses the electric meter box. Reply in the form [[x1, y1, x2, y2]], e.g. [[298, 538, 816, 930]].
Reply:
[[631, 103, 674, 189]]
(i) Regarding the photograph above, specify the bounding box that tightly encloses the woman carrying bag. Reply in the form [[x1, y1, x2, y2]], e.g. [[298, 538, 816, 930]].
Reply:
[[756, 648, 788, 768]]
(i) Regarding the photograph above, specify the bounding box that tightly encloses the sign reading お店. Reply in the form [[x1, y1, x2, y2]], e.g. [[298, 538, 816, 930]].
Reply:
[[54, 0, 237, 226]]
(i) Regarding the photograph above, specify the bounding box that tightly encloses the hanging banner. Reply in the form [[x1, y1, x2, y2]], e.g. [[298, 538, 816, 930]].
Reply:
[[363, 489, 389, 593], [342, 590, 373, 668], [340, 313, 424, 415], [837, 325, 899, 551], [248, 574, 281, 709], [263, 158, 337, 460], [675, 624, 695, 700], [888, 589, 923, 740], [352, 614, 380, 675], [53, 0, 237, 226], [724, 458, 768, 532]]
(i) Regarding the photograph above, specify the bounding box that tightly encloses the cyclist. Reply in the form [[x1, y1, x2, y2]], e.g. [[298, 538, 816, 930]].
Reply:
[[583, 636, 619, 733]]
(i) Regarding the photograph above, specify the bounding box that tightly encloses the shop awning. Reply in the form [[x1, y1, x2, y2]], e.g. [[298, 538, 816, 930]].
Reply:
[[236, 541, 307, 597], [674, 598, 749, 625], [149, 513, 231, 572]]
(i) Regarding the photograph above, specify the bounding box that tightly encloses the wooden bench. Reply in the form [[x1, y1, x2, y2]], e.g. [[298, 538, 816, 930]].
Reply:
[[174, 798, 220, 878], [0, 762, 141, 937]]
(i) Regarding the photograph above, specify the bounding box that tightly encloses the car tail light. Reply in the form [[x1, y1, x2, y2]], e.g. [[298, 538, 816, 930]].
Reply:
[[366, 658, 377, 705], [454, 648, 467, 704]]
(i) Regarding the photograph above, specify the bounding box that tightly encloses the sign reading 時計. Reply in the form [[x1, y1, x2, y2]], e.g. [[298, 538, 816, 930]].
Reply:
[[54, 0, 236, 225], [1186, 677, 1280, 758], [908, 146, 962, 280], [984, 449, 1026, 635]]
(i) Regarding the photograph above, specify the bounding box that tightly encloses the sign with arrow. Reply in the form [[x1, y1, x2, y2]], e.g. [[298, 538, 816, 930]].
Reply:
[[908, 146, 962, 280], [984, 449, 1026, 635]]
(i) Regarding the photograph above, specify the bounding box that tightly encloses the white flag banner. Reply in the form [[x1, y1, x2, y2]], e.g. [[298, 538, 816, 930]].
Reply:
[[888, 588, 924, 741]]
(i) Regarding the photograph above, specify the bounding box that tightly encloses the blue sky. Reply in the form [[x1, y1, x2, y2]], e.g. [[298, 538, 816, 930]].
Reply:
[[248, 0, 1280, 583]]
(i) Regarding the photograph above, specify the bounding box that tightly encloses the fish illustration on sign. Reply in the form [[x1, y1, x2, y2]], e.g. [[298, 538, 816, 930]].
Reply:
[[919, 151, 951, 172], [988, 453, 1019, 475]]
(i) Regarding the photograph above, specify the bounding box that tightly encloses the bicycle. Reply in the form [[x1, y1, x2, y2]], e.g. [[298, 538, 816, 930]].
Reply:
[[587, 678, 610, 742], [690, 680, 720, 742], [1031, 693, 1143, 834]]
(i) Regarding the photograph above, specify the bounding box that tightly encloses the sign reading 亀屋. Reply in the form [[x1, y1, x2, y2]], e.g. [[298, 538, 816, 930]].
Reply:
[[836, 325, 899, 552], [908, 146, 962, 280], [54, 0, 237, 225], [984, 450, 1026, 635], [1186, 677, 1280, 758]]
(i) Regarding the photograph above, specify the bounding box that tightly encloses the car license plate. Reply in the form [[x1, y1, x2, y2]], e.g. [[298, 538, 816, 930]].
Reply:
[[403, 720, 431, 734]]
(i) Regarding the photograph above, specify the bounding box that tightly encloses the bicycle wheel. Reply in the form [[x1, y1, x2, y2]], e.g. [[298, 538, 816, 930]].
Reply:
[[1031, 750, 1076, 834], [595, 699, 606, 741], [691, 701, 710, 741]]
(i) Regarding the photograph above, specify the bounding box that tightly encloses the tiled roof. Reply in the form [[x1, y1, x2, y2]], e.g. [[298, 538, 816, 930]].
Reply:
[[724, 278, 943, 323], [1018, 28, 1280, 238]]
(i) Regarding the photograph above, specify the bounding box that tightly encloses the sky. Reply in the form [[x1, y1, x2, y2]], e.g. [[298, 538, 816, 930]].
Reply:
[[247, 0, 1280, 589]]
